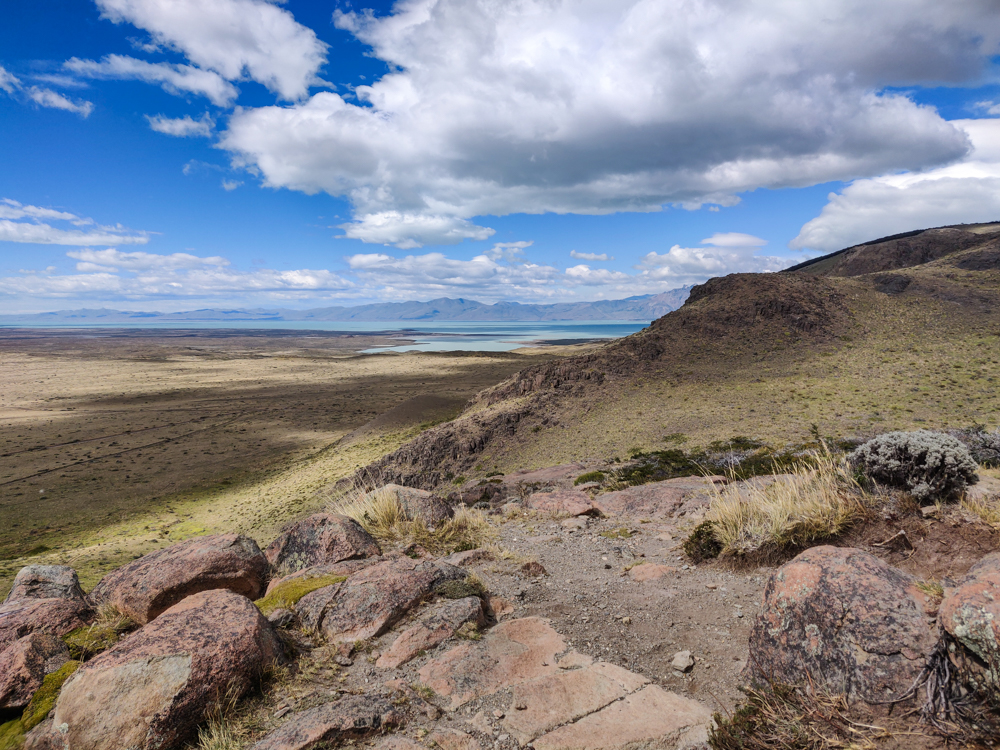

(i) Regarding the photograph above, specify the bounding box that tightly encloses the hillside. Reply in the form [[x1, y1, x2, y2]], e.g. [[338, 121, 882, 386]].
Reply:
[[366, 224, 1000, 488]]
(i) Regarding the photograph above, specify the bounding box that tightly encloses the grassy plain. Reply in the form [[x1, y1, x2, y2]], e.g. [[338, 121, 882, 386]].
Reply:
[[0, 328, 563, 594]]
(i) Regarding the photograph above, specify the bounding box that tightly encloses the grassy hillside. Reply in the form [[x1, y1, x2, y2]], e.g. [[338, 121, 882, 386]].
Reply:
[[368, 225, 1000, 487]]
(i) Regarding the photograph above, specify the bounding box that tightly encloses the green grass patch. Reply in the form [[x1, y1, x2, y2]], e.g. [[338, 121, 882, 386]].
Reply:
[[254, 574, 347, 616], [599, 526, 633, 539], [0, 659, 85, 747]]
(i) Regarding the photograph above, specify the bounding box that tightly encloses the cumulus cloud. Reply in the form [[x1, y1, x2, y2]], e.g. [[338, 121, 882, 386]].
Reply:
[[0, 249, 352, 300], [0, 199, 148, 245], [0, 65, 20, 94], [792, 119, 1000, 252], [67, 55, 237, 106], [570, 250, 613, 262], [219, 0, 999, 247], [146, 113, 214, 137], [344, 250, 562, 301], [94, 0, 328, 100], [221, 179, 242, 191], [634, 236, 786, 288]]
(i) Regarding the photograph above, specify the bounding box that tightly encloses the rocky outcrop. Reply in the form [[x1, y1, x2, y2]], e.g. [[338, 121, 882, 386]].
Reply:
[[250, 695, 404, 750], [3, 565, 86, 604], [940, 551, 1000, 680], [0, 565, 92, 653], [89, 533, 269, 625], [592, 476, 723, 518], [376, 596, 485, 669], [265, 514, 381, 574], [295, 558, 465, 644], [526, 489, 597, 516], [0, 633, 70, 710], [745, 546, 936, 702], [28, 589, 282, 750]]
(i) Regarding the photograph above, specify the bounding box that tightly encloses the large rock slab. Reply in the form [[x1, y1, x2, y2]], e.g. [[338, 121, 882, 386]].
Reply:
[[250, 695, 403, 750], [295, 558, 465, 644], [745, 546, 936, 702], [532, 685, 712, 750], [592, 477, 721, 518], [4, 565, 85, 604], [940, 551, 1000, 680], [89, 533, 269, 624], [418, 617, 566, 709], [0, 633, 70, 710], [265, 513, 381, 574], [503, 661, 649, 744], [377, 596, 485, 669], [527, 490, 597, 516], [30, 589, 282, 750]]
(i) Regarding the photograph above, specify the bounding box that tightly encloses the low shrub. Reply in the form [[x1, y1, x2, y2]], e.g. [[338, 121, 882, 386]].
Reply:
[[950, 425, 1000, 468], [850, 430, 979, 502], [573, 470, 605, 486], [683, 521, 722, 563]]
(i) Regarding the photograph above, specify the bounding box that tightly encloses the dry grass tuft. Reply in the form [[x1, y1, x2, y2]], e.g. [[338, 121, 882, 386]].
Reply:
[[330, 485, 494, 555], [62, 602, 136, 661], [196, 720, 240, 750], [961, 493, 1000, 528], [709, 683, 895, 750], [706, 452, 868, 559]]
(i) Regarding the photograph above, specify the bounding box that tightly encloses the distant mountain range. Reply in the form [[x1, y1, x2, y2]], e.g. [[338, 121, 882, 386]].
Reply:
[[1, 288, 691, 325]]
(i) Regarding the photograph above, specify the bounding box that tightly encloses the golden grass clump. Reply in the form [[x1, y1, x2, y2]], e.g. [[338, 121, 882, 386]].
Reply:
[[961, 494, 1000, 528], [705, 453, 868, 559], [330, 486, 494, 555]]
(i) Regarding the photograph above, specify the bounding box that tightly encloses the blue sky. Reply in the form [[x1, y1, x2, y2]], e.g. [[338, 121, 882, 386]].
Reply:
[[2, 0, 1000, 312]]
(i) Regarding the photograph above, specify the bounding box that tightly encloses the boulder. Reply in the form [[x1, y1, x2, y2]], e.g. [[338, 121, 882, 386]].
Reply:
[[265, 514, 381, 574], [940, 551, 1000, 680], [0, 633, 70, 710], [89, 533, 269, 624], [362, 484, 453, 526], [377, 596, 485, 669], [295, 558, 465, 644], [745, 546, 936, 702], [4, 565, 85, 604], [0, 598, 92, 654], [30, 589, 282, 750], [250, 695, 403, 750], [527, 489, 596, 517], [592, 477, 721, 518]]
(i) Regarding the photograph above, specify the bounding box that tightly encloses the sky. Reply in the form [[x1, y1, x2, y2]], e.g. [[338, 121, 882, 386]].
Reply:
[[2, 0, 1000, 313]]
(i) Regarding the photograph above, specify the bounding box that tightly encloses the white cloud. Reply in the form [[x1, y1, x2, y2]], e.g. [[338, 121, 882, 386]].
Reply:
[[633, 238, 786, 288], [0, 199, 148, 246], [25, 87, 94, 117], [701, 233, 767, 248], [0, 249, 352, 300], [0, 65, 20, 94], [484, 241, 532, 262], [66, 55, 237, 106], [95, 0, 328, 101], [570, 250, 613, 261], [219, 0, 1000, 247], [565, 265, 630, 284], [336, 212, 495, 249], [792, 118, 1000, 252], [221, 179, 242, 191], [146, 113, 214, 137], [344, 250, 562, 301]]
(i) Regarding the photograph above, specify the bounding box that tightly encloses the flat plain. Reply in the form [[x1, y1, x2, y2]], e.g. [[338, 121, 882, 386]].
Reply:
[[0, 328, 567, 593]]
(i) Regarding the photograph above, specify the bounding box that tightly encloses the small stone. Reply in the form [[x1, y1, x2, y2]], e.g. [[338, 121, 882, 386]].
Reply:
[[267, 608, 296, 629], [705, 583, 718, 590], [620, 617, 632, 625], [335, 655, 353, 667], [514, 701, 527, 711], [670, 651, 695, 673], [493, 709, 505, 719], [274, 705, 292, 718], [920, 505, 940, 519]]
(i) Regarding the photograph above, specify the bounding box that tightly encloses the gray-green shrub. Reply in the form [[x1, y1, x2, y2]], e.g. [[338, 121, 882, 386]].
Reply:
[[850, 430, 978, 502]]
